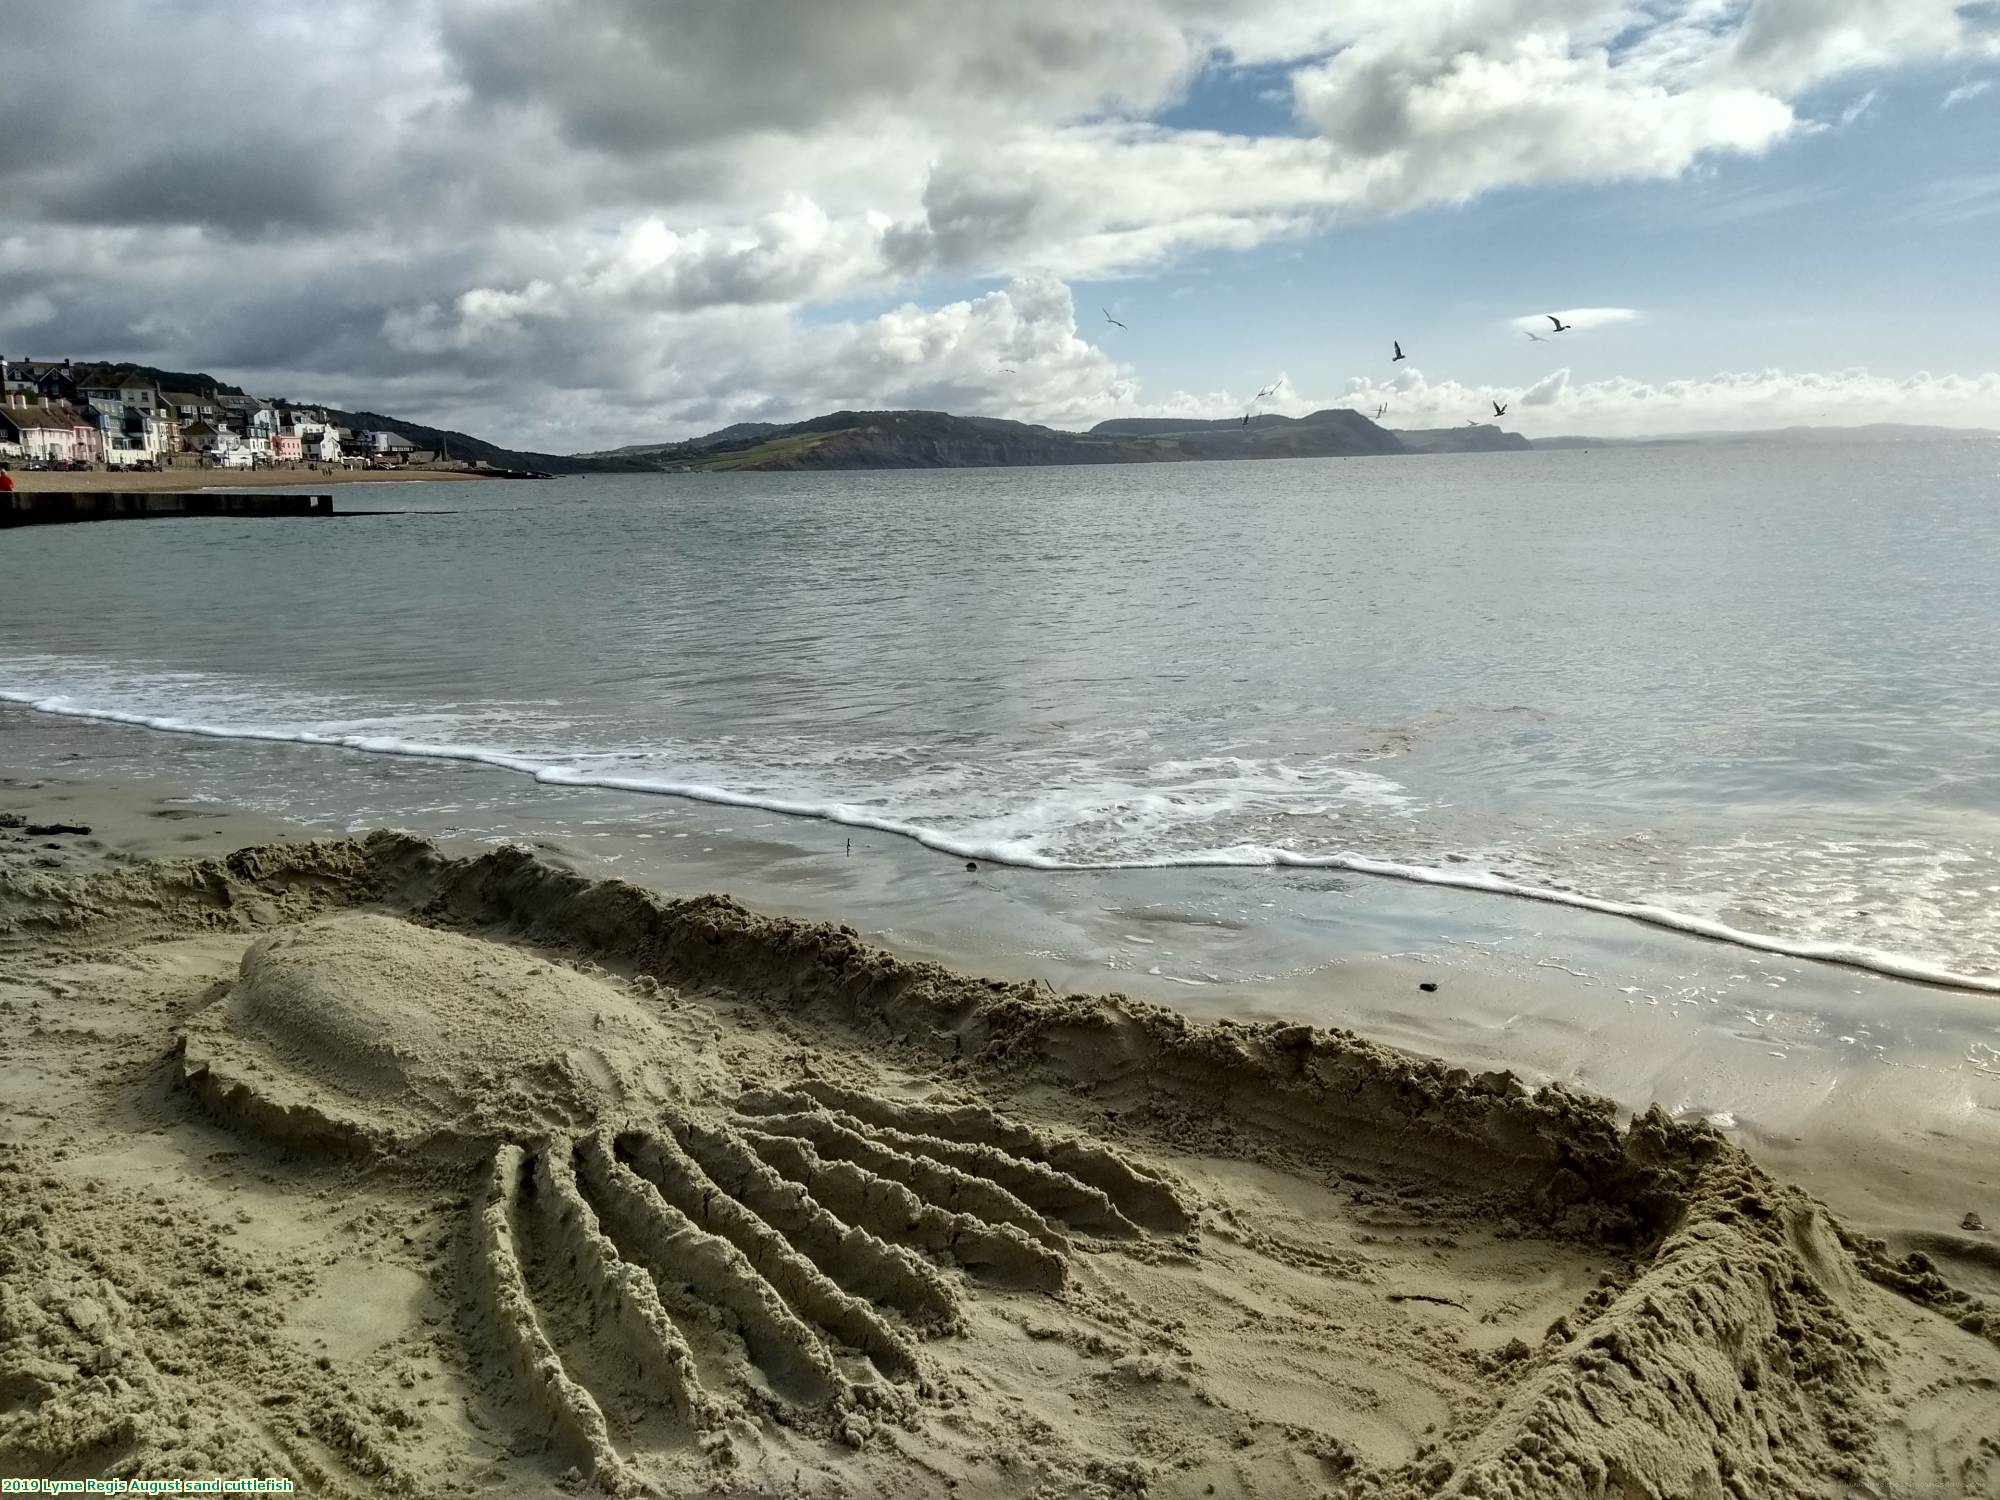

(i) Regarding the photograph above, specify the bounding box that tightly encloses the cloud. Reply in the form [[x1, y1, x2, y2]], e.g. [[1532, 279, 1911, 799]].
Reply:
[[1942, 79, 1994, 108], [1507, 307, 1641, 333], [1837, 88, 1881, 127], [1316, 364, 2000, 436], [3, 1, 1997, 446]]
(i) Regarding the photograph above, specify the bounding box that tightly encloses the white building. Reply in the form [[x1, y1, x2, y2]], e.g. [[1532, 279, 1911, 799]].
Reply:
[[0, 395, 100, 464], [362, 428, 417, 456]]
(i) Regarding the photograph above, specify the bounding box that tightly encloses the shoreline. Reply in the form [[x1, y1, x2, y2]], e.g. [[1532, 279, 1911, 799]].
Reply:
[[6, 689, 1992, 994], [5, 727, 1994, 1288], [3, 464, 500, 493]]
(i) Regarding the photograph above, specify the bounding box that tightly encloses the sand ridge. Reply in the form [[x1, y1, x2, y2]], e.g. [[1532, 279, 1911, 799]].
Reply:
[[3, 833, 1998, 1496]]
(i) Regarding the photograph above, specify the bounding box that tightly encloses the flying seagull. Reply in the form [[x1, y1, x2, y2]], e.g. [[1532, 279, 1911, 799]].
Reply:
[[1392, 341, 1407, 362], [1103, 307, 1128, 330], [1492, 400, 1509, 418], [1255, 381, 1280, 400], [1375, 403, 1388, 420], [1524, 330, 1548, 343], [1547, 314, 1572, 333]]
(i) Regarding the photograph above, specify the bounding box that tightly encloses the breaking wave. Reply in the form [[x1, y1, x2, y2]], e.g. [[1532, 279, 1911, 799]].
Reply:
[[5, 683, 1997, 994]]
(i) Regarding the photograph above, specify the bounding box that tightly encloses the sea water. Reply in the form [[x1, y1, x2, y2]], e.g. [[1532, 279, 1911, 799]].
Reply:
[[4, 440, 1999, 989]]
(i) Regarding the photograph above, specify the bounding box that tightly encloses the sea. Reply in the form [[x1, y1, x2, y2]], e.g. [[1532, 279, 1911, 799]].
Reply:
[[4, 442, 2000, 1029]]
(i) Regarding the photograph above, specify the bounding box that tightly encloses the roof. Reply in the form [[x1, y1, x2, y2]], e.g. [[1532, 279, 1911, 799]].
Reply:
[[70, 365, 135, 388], [161, 390, 209, 406], [0, 401, 92, 432]]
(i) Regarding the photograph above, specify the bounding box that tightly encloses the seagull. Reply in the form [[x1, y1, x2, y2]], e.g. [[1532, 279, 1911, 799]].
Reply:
[[1375, 403, 1388, 420], [1254, 381, 1280, 400], [1492, 400, 1509, 418], [1524, 330, 1548, 343], [1547, 314, 1572, 333], [1103, 307, 1128, 330], [1242, 412, 1252, 427], [997, 366, 1017, 374], [1392, 341, 1407, 362]]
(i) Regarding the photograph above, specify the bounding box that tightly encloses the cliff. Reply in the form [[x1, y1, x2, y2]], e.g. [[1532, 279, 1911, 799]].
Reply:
[[654, 405, 1408, 471], [1389, 424, 1533, 454]]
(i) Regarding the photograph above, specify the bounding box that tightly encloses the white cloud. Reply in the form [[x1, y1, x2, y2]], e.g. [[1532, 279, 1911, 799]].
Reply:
[[1942, 79, 1994, 108], [3, 0, 1997, 445], [1507, 307, 1641, 333], [1313, 364, 2000, 437]]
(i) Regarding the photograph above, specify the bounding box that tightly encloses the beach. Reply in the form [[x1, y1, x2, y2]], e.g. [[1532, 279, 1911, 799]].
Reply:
[[4, 767, 1997, 1497]]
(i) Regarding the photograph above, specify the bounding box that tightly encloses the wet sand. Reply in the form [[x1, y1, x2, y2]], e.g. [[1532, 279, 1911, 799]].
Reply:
[[3, 778, 1997, 1495]]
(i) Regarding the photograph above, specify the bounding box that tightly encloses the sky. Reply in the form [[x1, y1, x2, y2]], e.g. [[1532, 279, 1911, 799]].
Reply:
[[4, 0, 1999, 451]]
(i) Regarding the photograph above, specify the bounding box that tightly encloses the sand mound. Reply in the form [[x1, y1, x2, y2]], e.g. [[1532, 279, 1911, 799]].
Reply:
[[178, 913, 732, 1154], [4, 833, 1998, 1497]]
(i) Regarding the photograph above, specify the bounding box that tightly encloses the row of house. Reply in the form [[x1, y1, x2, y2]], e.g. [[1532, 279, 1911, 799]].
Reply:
[[0, 357, 426, 468]]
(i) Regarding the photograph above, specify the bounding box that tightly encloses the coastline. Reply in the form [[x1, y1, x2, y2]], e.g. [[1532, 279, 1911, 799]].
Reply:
[[6, 728, 1994, 1283], [4, 464, 498, 492]]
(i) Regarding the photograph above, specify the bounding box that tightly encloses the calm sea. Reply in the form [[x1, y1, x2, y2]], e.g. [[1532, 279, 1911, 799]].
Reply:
[[5, 441, 1999, 986]]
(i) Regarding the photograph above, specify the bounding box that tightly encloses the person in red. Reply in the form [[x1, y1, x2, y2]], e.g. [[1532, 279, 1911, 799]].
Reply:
[[0, 465, 14, 493]]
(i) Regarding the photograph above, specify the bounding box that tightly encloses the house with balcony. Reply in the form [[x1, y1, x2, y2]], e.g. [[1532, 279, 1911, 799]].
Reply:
[[163, 389, 223, 449], [363, 428, 418, 460], [75, 376, 170, 465], [178, 418, 238, 455], [297, 425, 344, 462]]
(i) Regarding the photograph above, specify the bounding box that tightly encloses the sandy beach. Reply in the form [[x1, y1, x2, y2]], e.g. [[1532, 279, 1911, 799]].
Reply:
[[4, 465, 497, 493], [3, 775, 1997, 1498]]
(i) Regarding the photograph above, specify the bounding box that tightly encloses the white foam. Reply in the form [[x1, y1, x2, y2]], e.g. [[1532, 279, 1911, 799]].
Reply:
[[6, 686, 1999, 994]]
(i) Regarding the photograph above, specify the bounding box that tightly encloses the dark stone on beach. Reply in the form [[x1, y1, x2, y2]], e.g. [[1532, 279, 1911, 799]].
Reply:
[[965, 861, 978, 871], [26, 822, 92, 836], [1964, 1211, 1987, 1232], [0, 813, 24, 829], [1418, 981, 1438, 993]]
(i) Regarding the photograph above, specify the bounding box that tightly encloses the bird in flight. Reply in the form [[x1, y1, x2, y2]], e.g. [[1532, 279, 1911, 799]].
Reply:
[[1255, 381, 1280, 400], [1103, 308, 1128, 330], [1524, 330, 1548, 343], [1392, 341, 1407, 362], [1375, 403, 1388, 420], [1492, 400, 1509, 418], [1547, 314, 1572, 333], [997, 366, 1017, 374]]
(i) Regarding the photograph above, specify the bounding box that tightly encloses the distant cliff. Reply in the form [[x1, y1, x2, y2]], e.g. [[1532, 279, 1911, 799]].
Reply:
[[1389, 425, 1533, 454], [636, 405, 1413, 471]]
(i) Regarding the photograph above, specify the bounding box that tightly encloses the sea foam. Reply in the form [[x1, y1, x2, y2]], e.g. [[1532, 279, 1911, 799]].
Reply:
[[6, 687, 1996, 994]]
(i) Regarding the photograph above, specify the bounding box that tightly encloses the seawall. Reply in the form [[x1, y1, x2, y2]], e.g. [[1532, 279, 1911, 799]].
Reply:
[[1, 491, 334, 527]]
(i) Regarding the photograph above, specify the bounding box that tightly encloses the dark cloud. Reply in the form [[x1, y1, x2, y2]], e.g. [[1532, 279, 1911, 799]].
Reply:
[[44, 147, 348, 237], [1, 0, 1991, 449]]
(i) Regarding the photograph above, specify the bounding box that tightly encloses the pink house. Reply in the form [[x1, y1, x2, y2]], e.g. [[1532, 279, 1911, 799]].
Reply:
[[271, 431, 303, 462]]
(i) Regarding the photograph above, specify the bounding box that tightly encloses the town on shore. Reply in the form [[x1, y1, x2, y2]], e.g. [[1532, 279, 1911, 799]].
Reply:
[[1, 356, 435, 474]]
